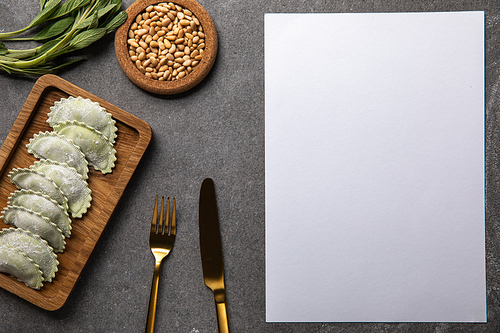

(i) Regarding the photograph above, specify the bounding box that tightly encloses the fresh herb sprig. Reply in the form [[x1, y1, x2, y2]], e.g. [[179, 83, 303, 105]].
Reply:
[[0, 0, 127, 76]]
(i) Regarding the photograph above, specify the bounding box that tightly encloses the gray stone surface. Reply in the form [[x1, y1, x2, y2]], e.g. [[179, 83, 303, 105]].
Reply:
[[0, 0, 499, 332]]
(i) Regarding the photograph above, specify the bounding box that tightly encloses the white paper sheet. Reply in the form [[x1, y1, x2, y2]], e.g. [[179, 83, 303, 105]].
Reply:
[[265, 11, 485, 323]]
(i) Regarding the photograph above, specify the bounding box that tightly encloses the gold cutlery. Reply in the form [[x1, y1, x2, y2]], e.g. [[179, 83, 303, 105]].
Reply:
[[146, 195, 176, 333], [199, 178, 230, 333]]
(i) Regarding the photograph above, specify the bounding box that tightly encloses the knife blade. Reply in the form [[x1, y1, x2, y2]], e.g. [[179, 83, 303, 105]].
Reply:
[[199, 178, 230, 333]]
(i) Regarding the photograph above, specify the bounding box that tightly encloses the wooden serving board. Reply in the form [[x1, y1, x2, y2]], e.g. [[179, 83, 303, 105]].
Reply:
[[0, 74, 152, 310]]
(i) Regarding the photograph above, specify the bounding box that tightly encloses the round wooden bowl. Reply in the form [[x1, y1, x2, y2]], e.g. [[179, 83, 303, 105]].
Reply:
[[115, 0, 217, 95]]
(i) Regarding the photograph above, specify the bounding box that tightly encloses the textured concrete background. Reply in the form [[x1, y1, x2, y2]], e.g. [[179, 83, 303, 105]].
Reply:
[[0, 0, 499, 332]]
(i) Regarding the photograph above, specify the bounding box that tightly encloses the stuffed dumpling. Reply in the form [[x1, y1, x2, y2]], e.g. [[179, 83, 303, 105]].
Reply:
[[47, 96, 117, 144]]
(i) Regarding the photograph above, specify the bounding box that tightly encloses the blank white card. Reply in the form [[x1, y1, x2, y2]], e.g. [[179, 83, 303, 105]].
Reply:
[[265, 12, 485, 322]]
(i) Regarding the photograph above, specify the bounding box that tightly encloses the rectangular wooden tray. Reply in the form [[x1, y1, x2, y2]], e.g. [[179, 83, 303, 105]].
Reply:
[[0, 74, 152, 310]]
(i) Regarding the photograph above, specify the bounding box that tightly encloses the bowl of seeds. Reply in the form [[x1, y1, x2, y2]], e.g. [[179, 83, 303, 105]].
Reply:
[[115, 0, 217, 95]]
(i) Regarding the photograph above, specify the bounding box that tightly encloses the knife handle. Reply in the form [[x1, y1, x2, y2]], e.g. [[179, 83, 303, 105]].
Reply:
[[215, 300, 230, 333]]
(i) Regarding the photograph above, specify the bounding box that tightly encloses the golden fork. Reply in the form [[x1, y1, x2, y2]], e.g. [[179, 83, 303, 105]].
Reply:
[[146, 195, 176, 333]]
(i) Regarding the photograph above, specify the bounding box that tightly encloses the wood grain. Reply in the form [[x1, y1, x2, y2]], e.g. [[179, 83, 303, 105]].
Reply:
[[115, 0, 218, 95], [0, 74, 152, 311]]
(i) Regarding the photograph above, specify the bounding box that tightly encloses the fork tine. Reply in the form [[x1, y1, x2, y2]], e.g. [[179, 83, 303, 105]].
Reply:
[[151, 194, 158, 233], [170, 197, 176, 236], [165, 196, 170, 235], [159, 196, 165, 235]]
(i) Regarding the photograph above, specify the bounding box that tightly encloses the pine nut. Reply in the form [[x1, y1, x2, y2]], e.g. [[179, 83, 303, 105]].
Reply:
[[136, 29, 148, 37], [162, 18, 171, 27]]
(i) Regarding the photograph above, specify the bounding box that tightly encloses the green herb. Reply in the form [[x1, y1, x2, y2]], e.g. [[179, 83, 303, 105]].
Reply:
[[0, 0, 127, 76]]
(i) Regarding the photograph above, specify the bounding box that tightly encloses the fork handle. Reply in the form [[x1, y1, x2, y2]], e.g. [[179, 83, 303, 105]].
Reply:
[[215, 300, 230, 333], [145, 261, 162, 333]]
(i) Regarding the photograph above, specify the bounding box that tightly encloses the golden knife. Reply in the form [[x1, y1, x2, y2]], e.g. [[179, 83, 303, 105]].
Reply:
[[199, 178, 230, 333]]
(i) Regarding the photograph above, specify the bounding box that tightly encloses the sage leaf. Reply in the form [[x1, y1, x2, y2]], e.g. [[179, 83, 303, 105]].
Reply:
[[68, 28, 106, 51], [0, 55, 19, 62], [88, 12, 100, 30], [33, 16, 75, 41], [0, 42, 7, 55], [104, 11, 127, 34], [0, 64, 12, 74], [93, 0, 112, 12], [97, 3, 118, 18], [35, 38, 63, 56], [28, 0, 62, 29], [51, 0, 91, 19], [7, 49, 37, 59], [78, 3, 118, 29], [108, 0, 122, 16]]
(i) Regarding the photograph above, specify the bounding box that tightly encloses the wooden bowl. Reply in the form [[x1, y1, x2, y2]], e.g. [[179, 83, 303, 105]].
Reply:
[[115, 0, 217, 95]]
